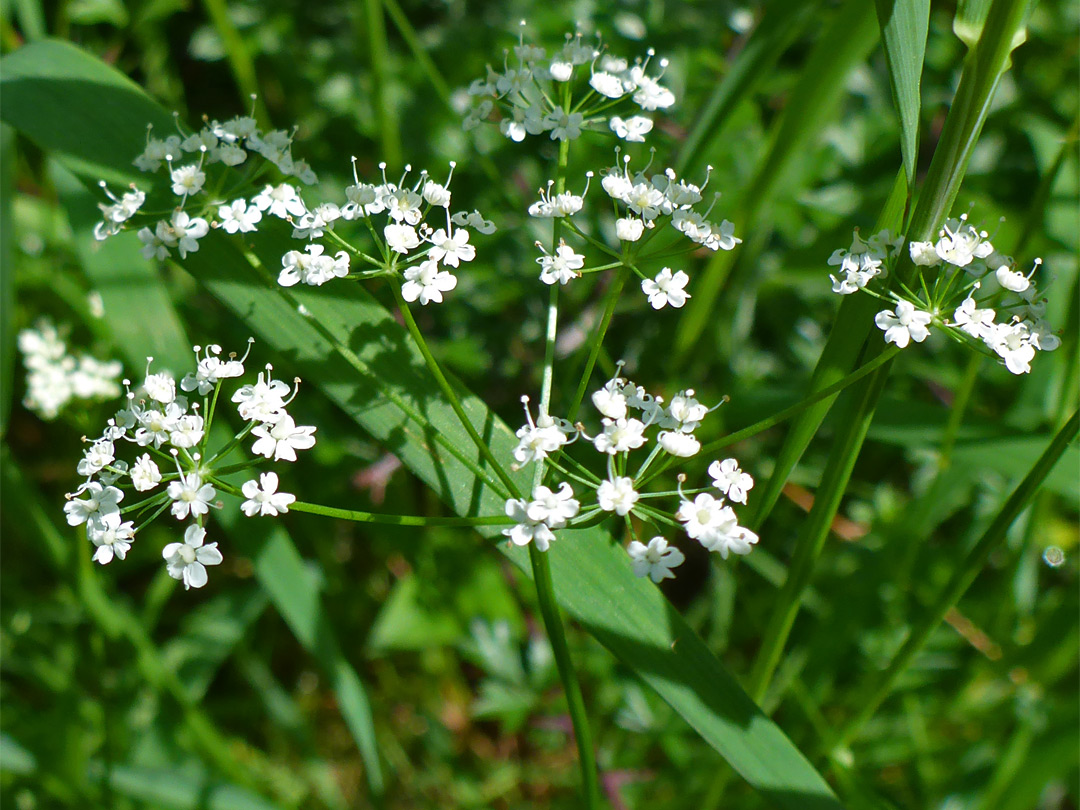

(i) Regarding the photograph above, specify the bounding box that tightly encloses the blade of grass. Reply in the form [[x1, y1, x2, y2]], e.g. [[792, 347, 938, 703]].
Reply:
[[875, 0, 931, 189], [199, 0, 270, 127], [361, 0, 402, 169]]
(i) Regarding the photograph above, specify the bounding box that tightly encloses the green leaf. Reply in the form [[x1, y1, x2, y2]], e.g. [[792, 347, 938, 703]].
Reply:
[[876, 0, 930, 186], [0, 38, 846, 807], [0, 125, 15, 436]]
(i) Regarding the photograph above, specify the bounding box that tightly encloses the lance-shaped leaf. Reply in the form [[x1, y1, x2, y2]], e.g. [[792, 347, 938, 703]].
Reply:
[[876, 0, 930, 187]]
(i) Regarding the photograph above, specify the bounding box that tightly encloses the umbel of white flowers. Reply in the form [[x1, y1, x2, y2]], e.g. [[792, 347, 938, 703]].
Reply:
[[503, 368, 758, 582], [827, 214, 1061, 374], [63, 340, 315, 589]]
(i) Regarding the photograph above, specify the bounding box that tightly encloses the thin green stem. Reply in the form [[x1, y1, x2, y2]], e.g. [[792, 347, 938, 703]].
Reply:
[[832, 410, 1079, 752], [393, 287, 521, 498], [289, 499, 511, 527], [528, 544, 601, 808], [199, 0, 269, 126], [567, 271, 629, 423], [363, 0, 402, 168]]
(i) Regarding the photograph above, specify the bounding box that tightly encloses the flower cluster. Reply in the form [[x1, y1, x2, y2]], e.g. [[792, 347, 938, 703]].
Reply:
[[504, 368, 758, 581], [62, 341, 314, 589], [463, 25, 675, 144], [92, 111, 318, 262], [18, 319, 122, 420], [273, 160, 495, 306], [828, 217, 1061, 374]]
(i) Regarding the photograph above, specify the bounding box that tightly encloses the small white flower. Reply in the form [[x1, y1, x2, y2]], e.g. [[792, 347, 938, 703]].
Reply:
[[170, 164, 206, 197], [708, 458, 754, 504], [384, 223, 421, 255], [596, 476, 639, 516], [641, 268, 690, 309], [131, 453, 162, 492], [537, 242, 585, 285], [875, 301, 933, 348], [181, 344, 246, 395], [77, 438, 115, 478], [502, 498, 557, 551], [593, 417, 647, 455], [908, 240, 941, 266], [935, 217, 994, 267], [513, 406, 574, 465], [995, 265, 1030, 292], [658, 431, 700, 457], [138, 226, 170, 260], [451, 210, 497, 234], [423, 180, 452, 208], [526, 483, 580, 528], [676, 493, 758, 558], [589, 71, 628, 98], [166, 211, 210, 259], [543, 109, 584, 141], [87, 512, 135, 565], [64, 482, 123, 526], [167, 473, 216, 520], [952, 296, 996, 339], [428, 227, 476, 267], [628, 537, 685, 582], [662, 390, 709, 433], [278, 244, 350, 287], [609, 115, 654, 142], [630, 64, 675, 110], [253, 183, 307, 219], [163, 525, 223, 589], [232, 371, 291, 422], [985, 321, 1036, 375], [592, 379, 628, 420], [217, 199, 263, 234], [241, 471, 296, 517], [401, 258, 458, 305], [135, 403, 184, 448], [615, 217, 645, 242], [168, 414, 205, 449], [250, 413, 317, 461], [144, 370, 176, 404]]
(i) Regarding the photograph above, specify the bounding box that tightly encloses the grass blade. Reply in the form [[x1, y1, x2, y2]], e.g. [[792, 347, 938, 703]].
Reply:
[[875, 0, 930, 187]]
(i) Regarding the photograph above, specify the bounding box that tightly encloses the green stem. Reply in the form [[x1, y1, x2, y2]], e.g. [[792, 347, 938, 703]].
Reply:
[[393, 287, 520, 498], [363, 0, 402, 168], [567, 271, 629, 423], [199, 0, 269, 126], [528, 543, 601, 808], [699, 346, 901, 457], [289, 500, 510, 527], [833, 410, 1079, 752]]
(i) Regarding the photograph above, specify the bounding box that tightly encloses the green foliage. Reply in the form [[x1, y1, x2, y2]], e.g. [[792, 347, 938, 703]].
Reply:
[[1, 2, 1077, 809]]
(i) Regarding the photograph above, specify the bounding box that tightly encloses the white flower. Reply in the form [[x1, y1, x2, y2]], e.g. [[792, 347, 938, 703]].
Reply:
[[592, 379, 628, 420], [708, 458, 754, 504], [526, 483, 580, 528], [278, 244, 350, 287], [875, 301, 933, 348], [134, 403, 184, 447], [593, 417, 647, 455], [628, 537, 685, 582], [658, 431, 700, 457], [908, 240, 941, 266], [165, 211, 210, 259], [502, 498, 557, 551], [995, 265, 1030, 292], [543, 109, 584, 141], [615, 217, 645, 242], [610, 115, 654, 142], [77, 438, 115, 478], [596, 477, 639, 516], [170, 164, 206, 197], [138, 226, 170, 260], [935, 217, 994, 267], [64, 482, 123, 526], [624, 182, 666, 220], [675, 493, 758, 558], [144, 370, 176, 404], [513, 407, 573, 465], [952, 296, 996, 339], [250, 413, 317, 461], [590, 71, 628, 98], [642, 268, 690, 309], [232, 371, 290, 422], [385, 188, 423, 224], [423, 180, 452, 208], [630, 63, 676, 110], [662, 391, 708, 433], [181, 344, 246, 395], [292, 203, 341, 239], [218, 199, 263, 234], [384, 223, 420, 255], [1026, 319, 1060, 352], [537, 242, 584, 285], [131, 454, 162, 492], [241, 471, 296, 517], [167, 472, 216, 520], [168, 414, 205, 449], [163, 525, 223, 589], [985, 322, 1036, 375], [401, 258, 458, 305], [451, 210, 497, 234], [253, 183, 307, 219], [428, 227, 476, 267], [87, 512, 135, 564]]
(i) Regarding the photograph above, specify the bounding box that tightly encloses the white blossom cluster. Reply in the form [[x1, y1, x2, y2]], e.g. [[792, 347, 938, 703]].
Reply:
[[91, 111, 316, 259], [504, 369, 758, 581], [62, 341, 315, 589], [272, 160, 496, 306], [463, 25, 675, 143], [828, 217, 1061, 374], [18, 319, 122, 420]]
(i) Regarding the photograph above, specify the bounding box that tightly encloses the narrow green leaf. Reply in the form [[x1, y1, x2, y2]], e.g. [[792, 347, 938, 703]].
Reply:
[[0, 39, 846, 807], [0, 124, 15, 436], [673, 0, 880, 363], [875, 0, 930, 186]]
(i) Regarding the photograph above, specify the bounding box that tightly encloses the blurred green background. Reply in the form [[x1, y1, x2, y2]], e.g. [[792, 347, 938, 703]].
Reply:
[[1, 1, 1077, 808]]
